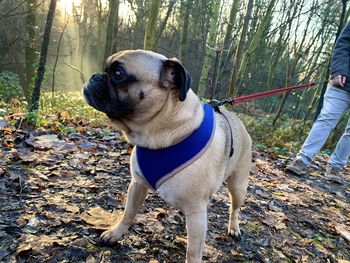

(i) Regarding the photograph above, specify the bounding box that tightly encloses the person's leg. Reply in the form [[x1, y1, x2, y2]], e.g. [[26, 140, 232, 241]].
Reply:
[[298, 86, 350, 165], [328, 116, 350, 169]]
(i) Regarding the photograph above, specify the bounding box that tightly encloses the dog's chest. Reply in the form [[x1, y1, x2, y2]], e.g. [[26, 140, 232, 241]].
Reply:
[[136, 104, 215, 190]]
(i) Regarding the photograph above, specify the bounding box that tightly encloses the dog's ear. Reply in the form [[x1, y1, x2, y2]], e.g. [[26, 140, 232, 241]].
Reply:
[[160, 58, 192, 101]]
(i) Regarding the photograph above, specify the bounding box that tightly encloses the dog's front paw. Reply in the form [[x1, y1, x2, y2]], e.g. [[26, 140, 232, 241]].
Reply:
[[100, 224, 127, 244], [228, 227, 241, 240]]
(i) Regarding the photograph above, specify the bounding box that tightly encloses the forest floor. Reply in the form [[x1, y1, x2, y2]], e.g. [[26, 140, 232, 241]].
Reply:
[[0, 118, 350, 263]]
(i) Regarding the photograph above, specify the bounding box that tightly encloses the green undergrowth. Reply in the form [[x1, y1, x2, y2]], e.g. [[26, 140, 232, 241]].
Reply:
[[0, 92, 106, 135], [1, 91, 314, 152], [238, 113, 311, 154]]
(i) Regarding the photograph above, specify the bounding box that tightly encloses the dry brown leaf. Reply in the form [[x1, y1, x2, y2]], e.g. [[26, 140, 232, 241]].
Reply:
[[175, 235, 187, 244], [65, 204, 80, 213], [274, 222, 287, 230], [335, 225, 350, 243], [25, 134, 62, 150], [16, 234, 78, 257], [154, 208, 168, 219], [135, 211, 165, 233], [262, 212, 287, 229], [80, 207, 122, 230]]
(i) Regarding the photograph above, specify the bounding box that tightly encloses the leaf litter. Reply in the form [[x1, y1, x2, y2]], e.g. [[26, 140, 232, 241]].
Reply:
[[0, 121, 349, 262]]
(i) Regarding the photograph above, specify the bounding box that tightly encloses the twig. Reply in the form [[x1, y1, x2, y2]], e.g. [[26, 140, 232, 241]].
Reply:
[[1, 113, 26, 118], [63, 61, 85, 83], [0, 0, 45, 21], [0, 0, 27, 20], [52, 19, 69, 96], [19, 175, 23, 203], [13, 116, 24, 137]]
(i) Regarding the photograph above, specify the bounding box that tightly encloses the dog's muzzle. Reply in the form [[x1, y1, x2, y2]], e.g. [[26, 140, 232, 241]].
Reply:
[[83, 72, 132, 118]]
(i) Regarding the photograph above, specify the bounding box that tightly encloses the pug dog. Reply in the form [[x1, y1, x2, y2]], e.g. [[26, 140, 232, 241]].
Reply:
[[83, 50, 251, 263]]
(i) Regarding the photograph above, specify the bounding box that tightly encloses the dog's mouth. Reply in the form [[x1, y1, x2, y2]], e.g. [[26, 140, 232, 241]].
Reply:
[[83, 86, 94, 108], [84, 85, 133, 120], [106, 112, 122, 119], [83, 83, 109, 113]]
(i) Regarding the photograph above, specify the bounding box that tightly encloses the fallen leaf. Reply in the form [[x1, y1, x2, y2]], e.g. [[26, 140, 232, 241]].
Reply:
[[274, 222, 287, 230], [175, 235, 187, 244], [2, 141, 14, 148], [25, 134, 62, 150], [80, 207, 122, 230], [0, 120, 9, 129], [154, 208, 168, 219], [77, 140, 97, 150], [16, 234, 78, 257], [335, 225, 350, 243], [65, 204, 80, 214], [135, 211, 165, 233], [255, 189, 270, 198]]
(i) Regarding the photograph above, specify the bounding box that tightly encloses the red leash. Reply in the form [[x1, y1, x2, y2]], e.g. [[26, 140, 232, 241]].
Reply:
[[211, 81, 318, 107], [232, 81, 317, 104]]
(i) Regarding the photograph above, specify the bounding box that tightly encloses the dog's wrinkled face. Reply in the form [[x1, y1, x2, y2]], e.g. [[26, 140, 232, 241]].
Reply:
[[83, 50, 191, 122]]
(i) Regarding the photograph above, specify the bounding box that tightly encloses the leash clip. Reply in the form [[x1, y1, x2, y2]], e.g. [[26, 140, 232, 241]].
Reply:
[[210, 98, 233, 108], [209, 99, 222, 108]]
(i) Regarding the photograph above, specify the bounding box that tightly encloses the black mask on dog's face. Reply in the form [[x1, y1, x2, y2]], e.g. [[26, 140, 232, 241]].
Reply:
[[83, 70, 133, 118]]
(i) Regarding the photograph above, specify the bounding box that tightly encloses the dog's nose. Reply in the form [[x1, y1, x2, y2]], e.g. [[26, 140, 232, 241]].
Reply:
[[91, 72, 105, 82]]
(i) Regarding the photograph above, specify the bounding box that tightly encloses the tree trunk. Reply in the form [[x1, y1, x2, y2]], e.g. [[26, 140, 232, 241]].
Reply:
[[104, 0, 119, 61], [1, 19, 30, 103], [228, 0, 254, 96], [52, 20, 68, 96], [25, 0, 37, 91], [97, 0, 103, 63], [214, 0, 240, 94], [273, 0, 314, 125], [179, 0, 192, 62], [29, 0, 57, 111], [230, 0, 277, 96], [266, 0, 297, 92], [197, 0, 222, 98], [154, 0, 176, 48], [144, 0, 161, 51], [294, 28, 327, 118]]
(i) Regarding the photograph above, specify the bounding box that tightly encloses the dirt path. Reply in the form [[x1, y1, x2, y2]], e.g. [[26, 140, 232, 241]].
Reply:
[[1, 125, 349, 262]]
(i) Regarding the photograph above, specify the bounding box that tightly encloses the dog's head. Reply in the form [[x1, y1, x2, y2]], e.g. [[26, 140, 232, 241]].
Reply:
[[83, 50, 192, 121]]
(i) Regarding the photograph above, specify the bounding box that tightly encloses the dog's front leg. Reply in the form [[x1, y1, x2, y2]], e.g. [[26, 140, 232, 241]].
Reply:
[[184, 204, 208, 263], [101, 179, 148, 244]]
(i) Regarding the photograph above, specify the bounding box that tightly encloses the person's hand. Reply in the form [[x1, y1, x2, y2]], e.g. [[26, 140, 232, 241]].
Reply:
[[332, 75, 347, 87]]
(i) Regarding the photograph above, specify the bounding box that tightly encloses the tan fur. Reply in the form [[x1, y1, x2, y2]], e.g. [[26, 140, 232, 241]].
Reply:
[[98, 50, 252, 263]]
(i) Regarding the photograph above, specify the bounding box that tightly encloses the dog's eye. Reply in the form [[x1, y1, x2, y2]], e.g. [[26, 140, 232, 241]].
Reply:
[[114, 68, 126, 82]]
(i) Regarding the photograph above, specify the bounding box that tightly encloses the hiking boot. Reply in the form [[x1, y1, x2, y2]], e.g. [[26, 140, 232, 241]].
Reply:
[[285, 158, 308, 176], [325, 166, 343, 184]]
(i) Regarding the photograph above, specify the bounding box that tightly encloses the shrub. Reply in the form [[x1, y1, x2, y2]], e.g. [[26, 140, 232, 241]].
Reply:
[[238, 113, 312, 153], [0, 71, 23, 101]]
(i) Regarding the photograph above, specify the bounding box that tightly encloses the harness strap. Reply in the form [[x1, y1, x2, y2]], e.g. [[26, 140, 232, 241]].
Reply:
[[136, 103, 216, 190], [210, 104, 234, 157]]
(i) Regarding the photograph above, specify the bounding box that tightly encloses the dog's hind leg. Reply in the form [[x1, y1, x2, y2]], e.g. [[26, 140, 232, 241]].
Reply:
[[100, 179, 148, 244], [226, 155, 250, 239]]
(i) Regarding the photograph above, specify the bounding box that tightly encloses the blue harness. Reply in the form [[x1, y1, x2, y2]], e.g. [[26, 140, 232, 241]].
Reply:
[[136, 104, 215, 190]]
